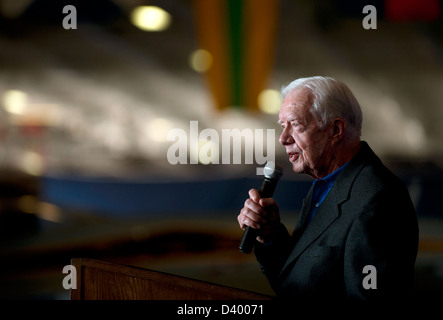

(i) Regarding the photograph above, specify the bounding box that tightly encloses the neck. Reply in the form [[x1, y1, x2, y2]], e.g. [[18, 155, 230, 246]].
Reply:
[[312, 139, 361, 179]]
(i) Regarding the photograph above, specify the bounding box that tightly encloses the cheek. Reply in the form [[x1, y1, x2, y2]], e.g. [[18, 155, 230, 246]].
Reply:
[[293, 133, 311, 154], [298, 134, 327, 163]]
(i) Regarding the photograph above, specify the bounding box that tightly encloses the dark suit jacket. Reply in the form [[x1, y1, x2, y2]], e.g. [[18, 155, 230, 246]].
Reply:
[[254, 142, 419, 301]]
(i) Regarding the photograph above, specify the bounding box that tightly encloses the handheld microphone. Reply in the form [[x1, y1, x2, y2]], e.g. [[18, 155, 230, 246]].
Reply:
[[239, 161, 283, 254]]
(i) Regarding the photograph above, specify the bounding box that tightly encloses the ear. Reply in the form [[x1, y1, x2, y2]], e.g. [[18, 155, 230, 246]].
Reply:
[[331, 118, 346, 143]]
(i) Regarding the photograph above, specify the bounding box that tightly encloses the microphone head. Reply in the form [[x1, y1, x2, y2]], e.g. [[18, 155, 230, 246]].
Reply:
[[263, 161, 283, 180]]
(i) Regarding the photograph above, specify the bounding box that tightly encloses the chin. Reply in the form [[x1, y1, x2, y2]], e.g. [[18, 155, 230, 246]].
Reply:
[[291, 162, 304, 174]]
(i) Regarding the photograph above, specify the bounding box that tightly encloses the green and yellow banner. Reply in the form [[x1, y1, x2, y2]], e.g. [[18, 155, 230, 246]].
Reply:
[[192, 0, 280, 111]]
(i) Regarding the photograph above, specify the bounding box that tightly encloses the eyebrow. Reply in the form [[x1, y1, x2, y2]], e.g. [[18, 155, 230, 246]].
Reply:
[[277, 117, 298, 125]]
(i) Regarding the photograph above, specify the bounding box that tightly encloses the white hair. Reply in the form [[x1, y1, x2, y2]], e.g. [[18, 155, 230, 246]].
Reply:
[[281, 76, 362, 140]]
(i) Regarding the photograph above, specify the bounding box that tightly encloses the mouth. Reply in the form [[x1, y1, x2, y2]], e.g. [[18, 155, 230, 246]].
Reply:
[[287, 152, 299, 162]]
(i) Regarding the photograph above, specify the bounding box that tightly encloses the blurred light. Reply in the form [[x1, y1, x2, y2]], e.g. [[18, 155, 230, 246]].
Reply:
[[18, 195, 37, 214], [17, 196, 61, 223], [2, 90, 28, 115], [130, 6, 171, 32], [0, 0, 30, 19], [37, 201, 62, 223], [146, 118, 174, 142], [405, 119, 426, 150], [28, 103, 61, 127], [92, 120, 129, 153], [189, 49, 213, 73], [258, 89, 281, 114], [21, 151, 44, 176]]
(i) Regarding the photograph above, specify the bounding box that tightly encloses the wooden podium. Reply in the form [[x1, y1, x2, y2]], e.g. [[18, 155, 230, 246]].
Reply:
[[71, 258, 273, 300]]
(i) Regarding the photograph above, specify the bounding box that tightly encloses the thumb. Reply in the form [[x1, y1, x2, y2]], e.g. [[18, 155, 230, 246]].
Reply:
[[259, 197, 278, 209]]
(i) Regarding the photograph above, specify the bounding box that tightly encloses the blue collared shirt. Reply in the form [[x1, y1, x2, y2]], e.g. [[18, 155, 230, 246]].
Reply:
[[307, 163, 348, 224]]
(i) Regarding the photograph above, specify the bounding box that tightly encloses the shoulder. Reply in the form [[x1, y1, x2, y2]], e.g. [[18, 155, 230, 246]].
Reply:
[[336, 142, 416, 220], [355, 158, 405, 193], [342, 141, 408, 194]]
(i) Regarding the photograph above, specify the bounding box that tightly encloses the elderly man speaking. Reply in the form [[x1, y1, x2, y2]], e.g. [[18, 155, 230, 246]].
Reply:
[[238, 76, 418, 301]]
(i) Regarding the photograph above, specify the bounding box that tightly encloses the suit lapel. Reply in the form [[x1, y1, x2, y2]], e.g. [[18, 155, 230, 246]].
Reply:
[[277, 141, 376, 280], [292, 188, 313, 239], [279, 189, 340, 277]]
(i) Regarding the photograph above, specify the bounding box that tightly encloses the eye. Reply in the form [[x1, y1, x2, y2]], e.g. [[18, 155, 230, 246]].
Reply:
[[290, 120, 299, 127], [280, 120, 298, 130]]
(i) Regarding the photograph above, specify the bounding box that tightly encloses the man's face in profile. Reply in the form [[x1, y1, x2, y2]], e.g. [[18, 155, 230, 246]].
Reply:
[[278, 88, 334, 179]]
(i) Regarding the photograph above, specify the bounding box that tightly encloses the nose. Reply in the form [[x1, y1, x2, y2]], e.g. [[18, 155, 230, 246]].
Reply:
[[279, 126, 294, 146]]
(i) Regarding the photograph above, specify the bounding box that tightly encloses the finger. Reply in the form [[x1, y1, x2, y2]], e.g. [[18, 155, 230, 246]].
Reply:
[[259, 198, 280, 224], [244, 199, 267, 216], [259, 197, 279, 209], [238, 212, 250, 229], [248, 189, 261, 203], [241, 215, 262, 230], [239, 207, 265, 229], [238, 208, 251, 229], [256, 236, 265, 244], [242, 206, 267, 225]]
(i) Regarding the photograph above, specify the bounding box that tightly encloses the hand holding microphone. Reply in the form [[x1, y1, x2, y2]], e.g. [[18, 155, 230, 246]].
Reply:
[[238, 161, 283, 254]]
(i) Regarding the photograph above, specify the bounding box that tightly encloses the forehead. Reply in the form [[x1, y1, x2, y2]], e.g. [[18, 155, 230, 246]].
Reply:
[[279, 88, 313, 121]]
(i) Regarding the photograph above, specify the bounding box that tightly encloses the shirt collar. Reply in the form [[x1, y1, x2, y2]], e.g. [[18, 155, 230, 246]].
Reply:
[[313, 162, 348, 187]]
